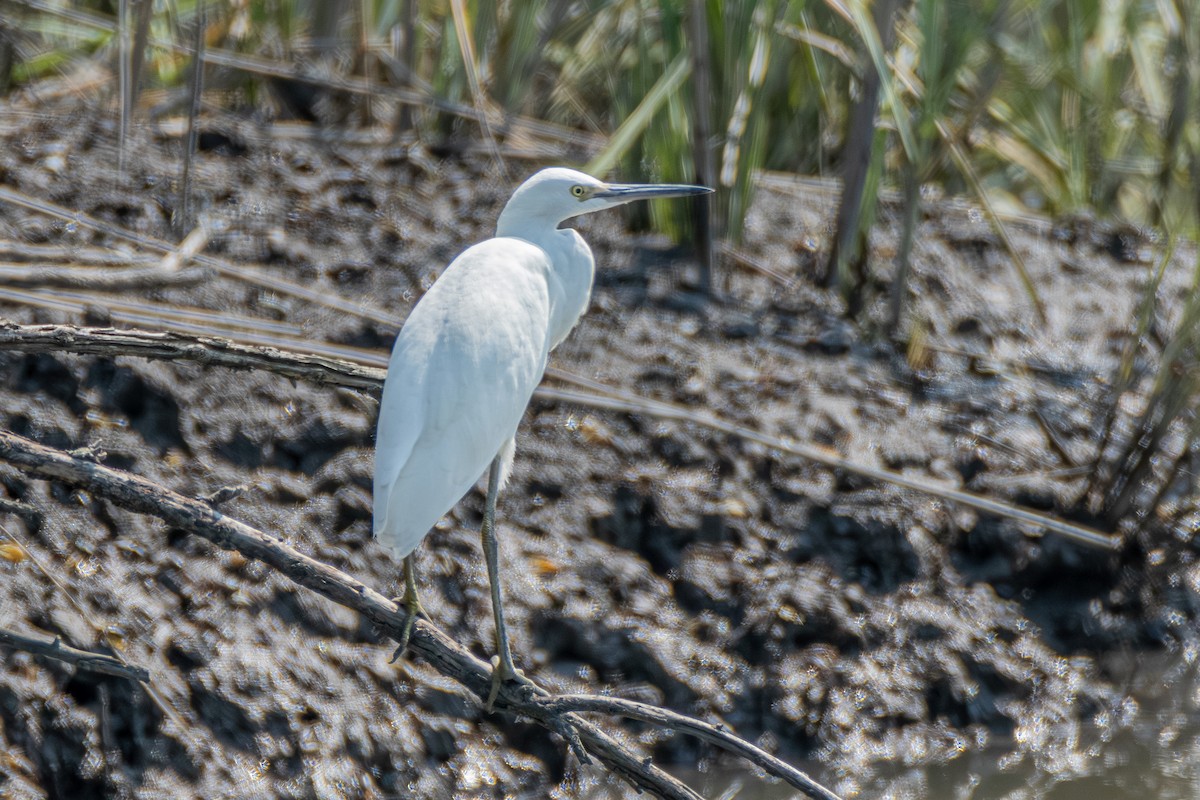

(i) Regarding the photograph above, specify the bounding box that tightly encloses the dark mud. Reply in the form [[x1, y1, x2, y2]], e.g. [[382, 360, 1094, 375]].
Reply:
[[0, 91, 1198, 800]]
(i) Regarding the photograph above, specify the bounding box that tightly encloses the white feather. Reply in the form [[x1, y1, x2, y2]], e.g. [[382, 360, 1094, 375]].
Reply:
[[372, 167, 710, 560], [373, 238, 552, 558]]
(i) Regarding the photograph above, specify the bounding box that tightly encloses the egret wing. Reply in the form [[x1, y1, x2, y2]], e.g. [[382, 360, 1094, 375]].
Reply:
[[373, 238, 554, 558], [372, 331, 428, 530]]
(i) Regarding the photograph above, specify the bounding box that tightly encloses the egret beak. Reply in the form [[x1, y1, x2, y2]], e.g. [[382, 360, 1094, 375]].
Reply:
[[594, 183, 713, 202]]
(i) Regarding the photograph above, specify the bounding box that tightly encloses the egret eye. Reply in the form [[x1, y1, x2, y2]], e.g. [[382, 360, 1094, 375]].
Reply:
[[570, 185, 587, 198]]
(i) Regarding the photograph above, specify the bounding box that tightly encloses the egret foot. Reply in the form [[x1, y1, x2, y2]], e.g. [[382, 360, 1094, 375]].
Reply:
[[485, 653, 536, 711], [389, 556, 426, 663], [388, 596, 426, 663]]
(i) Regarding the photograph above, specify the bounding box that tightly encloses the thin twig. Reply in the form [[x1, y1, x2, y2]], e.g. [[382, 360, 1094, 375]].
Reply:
[[688, 0, 715, 294], [2, 287, 305, 338], [128, 0, 153, 119], [0, 626, 151, 682], [543, 694, 839, 800], [1032, 404, 1079, 468], [447, 0, 509, 180], [0, 495, 41, 525], [0, 185, 400, 327], [0, 242, 164, 264], [158, 222, 211, 274], [0, 429, 733, 800], [0, 521, 194, 742], [117, 0, 130, 173], [538, 384, 1120, 550]]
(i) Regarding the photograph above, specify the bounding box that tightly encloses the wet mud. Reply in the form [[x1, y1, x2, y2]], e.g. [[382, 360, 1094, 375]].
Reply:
[[0, 94, 1198, 799]]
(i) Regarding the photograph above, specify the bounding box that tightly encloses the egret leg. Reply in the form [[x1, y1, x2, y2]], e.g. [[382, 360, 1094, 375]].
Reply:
[[389, 555, 425, 663], [481, 455, 534, 710]]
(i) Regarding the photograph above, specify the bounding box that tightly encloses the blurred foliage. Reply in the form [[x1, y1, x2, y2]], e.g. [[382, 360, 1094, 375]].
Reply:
[[3, 0, 1196, 241]]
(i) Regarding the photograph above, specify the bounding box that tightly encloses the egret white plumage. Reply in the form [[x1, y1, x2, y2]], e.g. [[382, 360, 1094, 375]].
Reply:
[[374, 167, 711, 706]]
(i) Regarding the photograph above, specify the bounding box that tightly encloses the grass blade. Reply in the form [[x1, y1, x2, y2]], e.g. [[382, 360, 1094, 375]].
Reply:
[[585, 52, 691, 178]]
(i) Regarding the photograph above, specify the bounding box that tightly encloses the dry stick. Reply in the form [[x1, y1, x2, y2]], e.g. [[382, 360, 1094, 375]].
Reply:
[[0, 626, 151, 682], [157, 223, 212, 275], [539, 384, 1120, 551], [127, 0, 153, 119], [0, 521, 195, 741], [0, 243, 167, 264], [545, 694, 840, 800], [3, 287, 305, 338], [0, 430, 763, 800], [175, 2, 205, 238], [116, 0, 130, 173], [0, 321, 1120, 550], [687, 0, 715, 295], [0, 185, 400, 328], [0, 496, 40, 524], [447, 0, 509, 180], [0, 322, 384, 390], [393, 0, 419, 136], [0, 264, 211, 290]]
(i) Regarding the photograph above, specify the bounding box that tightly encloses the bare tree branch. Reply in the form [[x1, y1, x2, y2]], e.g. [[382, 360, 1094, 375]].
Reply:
[[0, 264, 212, 290], [545, 694, 840, 800], [0, 496, 41, 525], [0, 320, 1121, 551], [0, 625, 151, 682], [0, 241, 202, 265], [0, 321, 384, 391], [0, 428, 840, 800]]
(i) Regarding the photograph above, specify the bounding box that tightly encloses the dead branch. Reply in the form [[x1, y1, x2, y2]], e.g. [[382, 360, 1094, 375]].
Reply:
[[545, 694, 840, 800], [0, 184, 399, 326], [0, 242, 159, 264], [0, 320, 1121, 550], [0, 626, 151, 682], [0, 496, 41, 525], [0, 428, 840, 800], [0, 321, 383, 391], [0, 264, 212, 290]]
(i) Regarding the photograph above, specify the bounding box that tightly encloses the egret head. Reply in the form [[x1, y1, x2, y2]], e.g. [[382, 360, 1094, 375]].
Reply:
[[496, 167, 712, 235]]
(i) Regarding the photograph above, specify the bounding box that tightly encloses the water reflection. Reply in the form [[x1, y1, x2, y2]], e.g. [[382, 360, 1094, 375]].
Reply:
[[573, 649, 1199, 799]]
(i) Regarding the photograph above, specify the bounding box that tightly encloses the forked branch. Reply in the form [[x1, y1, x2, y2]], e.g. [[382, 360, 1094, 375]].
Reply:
[[0, 429, 840, 800]]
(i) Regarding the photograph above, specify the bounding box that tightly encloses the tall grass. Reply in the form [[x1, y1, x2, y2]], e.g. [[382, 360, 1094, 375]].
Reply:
[[17, 0, 1192, 237]]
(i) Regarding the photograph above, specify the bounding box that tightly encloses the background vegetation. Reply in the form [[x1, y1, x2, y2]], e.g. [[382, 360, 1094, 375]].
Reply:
[[3, 1, 1196, 231]]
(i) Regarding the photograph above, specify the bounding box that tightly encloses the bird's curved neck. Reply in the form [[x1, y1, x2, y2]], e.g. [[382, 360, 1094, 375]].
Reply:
[[542, 228, 595, 348], [494, 220, 594, 350], [495, 207, 554, 242]]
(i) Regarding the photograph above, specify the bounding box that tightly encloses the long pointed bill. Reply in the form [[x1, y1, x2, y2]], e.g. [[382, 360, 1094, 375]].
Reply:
[[593, 183, 714, 203]]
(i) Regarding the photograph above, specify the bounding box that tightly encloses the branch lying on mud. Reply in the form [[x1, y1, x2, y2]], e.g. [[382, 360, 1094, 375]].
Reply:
[[0, 429, 841, 800], [0, 321, 384, 390], [0, 625, 151, 682], [0, 496, 41, 525], [0, 321, 1121, 550], [0, 264, 212, 290], [545, 694, 841, 800]]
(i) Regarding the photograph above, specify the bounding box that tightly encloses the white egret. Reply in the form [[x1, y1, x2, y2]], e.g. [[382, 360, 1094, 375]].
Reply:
[[374, 167, 711, 705]]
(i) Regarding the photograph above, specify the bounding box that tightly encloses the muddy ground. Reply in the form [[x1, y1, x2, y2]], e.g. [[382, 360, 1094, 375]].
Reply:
[[0, 89, 1198, 800]]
